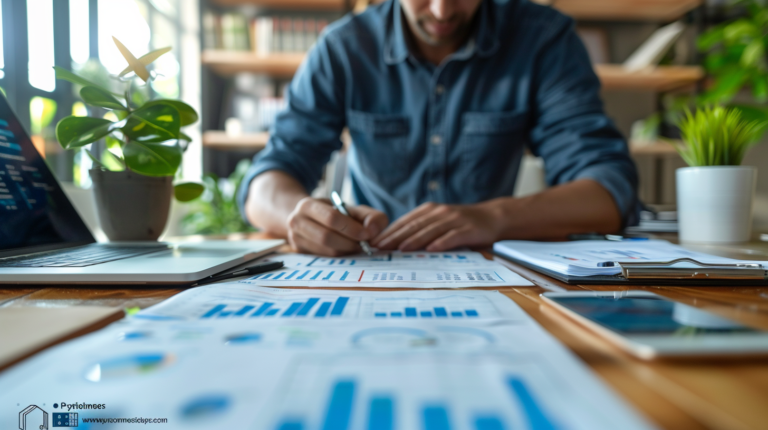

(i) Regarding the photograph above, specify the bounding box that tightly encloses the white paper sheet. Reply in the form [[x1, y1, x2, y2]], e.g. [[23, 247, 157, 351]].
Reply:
[[137, 284, 529, 321], [0, 318, 655, 430], [246, 251, 533, 288], [493, 239, 764, 277]]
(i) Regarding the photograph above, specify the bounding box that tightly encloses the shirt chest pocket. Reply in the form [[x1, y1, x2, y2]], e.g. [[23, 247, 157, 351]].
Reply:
[[458, 110, 530, 188], [347, 110, 411, 190]]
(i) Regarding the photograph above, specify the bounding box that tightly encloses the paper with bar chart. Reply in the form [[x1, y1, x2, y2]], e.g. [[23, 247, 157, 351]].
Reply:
[[137, 284, 529, 321], [0, 318, 654, 430], [245, 251, 532, 288]]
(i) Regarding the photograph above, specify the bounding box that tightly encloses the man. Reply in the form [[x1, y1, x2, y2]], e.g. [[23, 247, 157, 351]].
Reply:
[[238, 0, 638, 256]]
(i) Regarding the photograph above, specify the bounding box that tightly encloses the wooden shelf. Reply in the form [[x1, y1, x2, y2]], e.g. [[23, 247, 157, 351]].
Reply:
[[629, 140, 680, 156], [202, 51, 305, 78], [209, 0, 344, 10], [202, 131, 270, 150], [537, 0, 701, 21], [595, 64, 704, 91]]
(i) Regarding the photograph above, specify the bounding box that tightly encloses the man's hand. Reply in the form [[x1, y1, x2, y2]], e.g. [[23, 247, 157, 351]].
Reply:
[[286, 197, 389, 256], [371, 202, 502, 252]]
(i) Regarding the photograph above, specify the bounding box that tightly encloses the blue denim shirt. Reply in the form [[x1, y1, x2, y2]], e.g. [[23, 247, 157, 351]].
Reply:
[[239, 0, 639, 226]]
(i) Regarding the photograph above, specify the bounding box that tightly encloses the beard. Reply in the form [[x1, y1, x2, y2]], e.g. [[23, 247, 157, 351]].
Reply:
[[411, 13, 473, 47]]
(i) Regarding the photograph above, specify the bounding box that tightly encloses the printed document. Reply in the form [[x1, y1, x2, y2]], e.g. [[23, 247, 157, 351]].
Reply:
[[246, 251, 533, 288]]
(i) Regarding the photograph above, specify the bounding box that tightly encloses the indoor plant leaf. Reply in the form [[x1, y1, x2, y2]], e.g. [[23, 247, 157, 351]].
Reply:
[[53, 66, 121, 96], [118, 46, 172, 77], [173, 182, 205, 202], [80, 85, 126, 110], [122, 104, 181, 143], [142, 99, 198, 126], [84, 149, 107, 170], [123, 140, 182, 176], [56, 116, 116, 149]]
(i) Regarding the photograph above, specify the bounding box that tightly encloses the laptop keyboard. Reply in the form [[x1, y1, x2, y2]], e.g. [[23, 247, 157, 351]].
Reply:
[[0, 244, 170, 268]]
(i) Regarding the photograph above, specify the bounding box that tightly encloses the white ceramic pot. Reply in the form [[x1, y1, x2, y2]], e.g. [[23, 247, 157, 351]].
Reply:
[[676, 166, 756, 244]]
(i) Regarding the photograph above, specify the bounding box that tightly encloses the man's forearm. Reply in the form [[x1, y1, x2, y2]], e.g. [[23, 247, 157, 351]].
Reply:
[[245, 171, 309, 237], [487, 179, 622, 241]]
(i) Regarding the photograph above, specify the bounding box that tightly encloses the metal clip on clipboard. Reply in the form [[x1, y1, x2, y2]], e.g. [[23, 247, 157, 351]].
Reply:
[[611, 258, 767, 281]]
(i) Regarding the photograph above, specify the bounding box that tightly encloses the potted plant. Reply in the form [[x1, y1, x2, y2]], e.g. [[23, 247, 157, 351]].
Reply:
[[673, 105, 767, 243], [54, 37, 203, 241]]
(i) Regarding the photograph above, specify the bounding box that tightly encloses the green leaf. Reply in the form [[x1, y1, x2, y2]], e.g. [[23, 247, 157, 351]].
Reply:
[[123, 140, 182, 176], [53, 66, 121, 96], [80, 86, 126, 110], [174, 182, 205, 202], [143, 99, 198, 126], [698, 27, 724, 51], [741, 39, 764, 67], [56, 116, 115, 149], [121, 104, 181, 143], [84, 149, 107, 170], [102, 149, 126, 171], [724, 20, 759, 43], [179, 132, 192, 142]]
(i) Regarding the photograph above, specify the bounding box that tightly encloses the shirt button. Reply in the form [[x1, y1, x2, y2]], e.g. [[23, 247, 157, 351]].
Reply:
[[428, 181, 440, 191], [430, 134, 442, 145], [435, 84, 445, 95]]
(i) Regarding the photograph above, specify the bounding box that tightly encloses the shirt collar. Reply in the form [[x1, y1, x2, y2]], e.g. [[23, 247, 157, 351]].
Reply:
[[384, 0, 499, 65]]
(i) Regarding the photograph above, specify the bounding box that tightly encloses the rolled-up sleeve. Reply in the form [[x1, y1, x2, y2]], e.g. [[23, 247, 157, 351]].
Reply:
[[237, 31, 347, 222], [528, 17, 639, 227]]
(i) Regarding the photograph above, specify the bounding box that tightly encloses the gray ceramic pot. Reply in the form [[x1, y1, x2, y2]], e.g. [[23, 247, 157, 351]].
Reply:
[[89, 169, 173, 241]]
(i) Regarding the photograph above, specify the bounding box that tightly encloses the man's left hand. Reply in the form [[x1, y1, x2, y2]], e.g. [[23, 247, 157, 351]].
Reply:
[[370, 202, 501, 252]]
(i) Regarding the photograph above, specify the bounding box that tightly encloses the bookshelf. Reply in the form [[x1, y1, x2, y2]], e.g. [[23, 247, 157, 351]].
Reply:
[[202, 51, 305, 77], [202, 131, 270, 150]]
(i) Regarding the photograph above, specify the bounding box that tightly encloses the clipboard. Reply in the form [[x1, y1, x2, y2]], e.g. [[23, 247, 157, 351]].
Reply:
[[495, 254, 768, 286]]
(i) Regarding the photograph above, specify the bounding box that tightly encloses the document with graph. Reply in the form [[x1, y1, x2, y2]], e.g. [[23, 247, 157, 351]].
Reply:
[[137, 284, 530, 321], [245, 251, 533, 288], [0, 318, 655, 430]]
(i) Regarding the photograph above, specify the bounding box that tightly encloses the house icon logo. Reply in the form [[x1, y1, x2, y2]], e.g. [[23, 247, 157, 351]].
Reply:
[[19, 405, 48, 430]]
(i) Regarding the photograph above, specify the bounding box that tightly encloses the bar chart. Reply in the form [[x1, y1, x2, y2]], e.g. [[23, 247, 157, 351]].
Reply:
[[256, 353, 595, 430], [200, 296, 350, 319]]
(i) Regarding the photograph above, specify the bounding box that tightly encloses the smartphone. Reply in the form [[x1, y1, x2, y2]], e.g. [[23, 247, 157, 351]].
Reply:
[[541, 291, 768, 359]]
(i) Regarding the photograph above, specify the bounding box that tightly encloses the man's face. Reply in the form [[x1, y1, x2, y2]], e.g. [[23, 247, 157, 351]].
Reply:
[[399, 0, 483, 47]]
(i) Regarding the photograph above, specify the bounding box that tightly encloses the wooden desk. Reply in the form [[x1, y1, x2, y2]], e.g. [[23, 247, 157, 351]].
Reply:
[[3, 235, 768, 430]]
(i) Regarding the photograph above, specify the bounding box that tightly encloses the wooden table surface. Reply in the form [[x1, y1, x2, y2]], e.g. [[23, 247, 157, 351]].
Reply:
[[3, 234, 768, 430]]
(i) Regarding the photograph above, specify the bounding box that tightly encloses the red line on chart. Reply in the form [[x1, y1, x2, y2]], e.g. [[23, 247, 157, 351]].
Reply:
[[358, 270, 365, 282]]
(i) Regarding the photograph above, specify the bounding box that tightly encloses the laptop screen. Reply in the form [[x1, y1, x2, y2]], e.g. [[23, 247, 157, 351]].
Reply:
[[0, 94, 94, 254]]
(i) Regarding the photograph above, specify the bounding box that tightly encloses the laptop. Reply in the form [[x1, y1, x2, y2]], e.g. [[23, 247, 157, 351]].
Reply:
[[0, 94, 283, 284]]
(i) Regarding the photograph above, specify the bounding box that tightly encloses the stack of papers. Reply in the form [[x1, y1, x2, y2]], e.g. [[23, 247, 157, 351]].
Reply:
[[0, 283, 655, 430], [493, 240, 763, 278], [244, 251, 533, 288]]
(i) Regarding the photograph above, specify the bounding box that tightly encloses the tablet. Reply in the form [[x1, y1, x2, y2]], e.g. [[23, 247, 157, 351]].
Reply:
[[541, 291, 768, 359]]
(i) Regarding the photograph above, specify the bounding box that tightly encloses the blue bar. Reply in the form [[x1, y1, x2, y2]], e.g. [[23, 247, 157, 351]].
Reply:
[[390, 312, 403, 317], [217, 311, 232, 318], [339, 259, 346, 265], [405, 307, 417, 317], [420, 311, 433, 318], [297, 270, 311, 280], [285, 270, 299, 280], [323, 271, 335, 280], [340, 271, 349, 281], [375, 313, 386, 318], [251, 302, 274, 317], [265, 309, 279, 316], [466, 310, 479, 317], [201, 304, 226, 318], [315, 302, 332, 317], [296, 298, 320, 316], [434, 307, 448, 317], [450, 312, 463, 317], [330, 297, 349, 316], [282, 302, 303, 317], [311, 270, 324, 280], [273, 272, 285, 280], [474, 416, 505, 430], [329, 259, 336, 265], [507, 377, 558, 430], [423, 406, 450, 430], [368, 397, 393, 430], [322, 380, 355, 430], [261, 273, 273, 280], [250, 274, 263, 280], [277, 421, 303, 430], [234, 305, 255, 317]]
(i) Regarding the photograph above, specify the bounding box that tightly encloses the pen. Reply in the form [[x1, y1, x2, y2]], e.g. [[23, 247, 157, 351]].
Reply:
[[193, 261, 284, 286], [330, 191, 374, 256]]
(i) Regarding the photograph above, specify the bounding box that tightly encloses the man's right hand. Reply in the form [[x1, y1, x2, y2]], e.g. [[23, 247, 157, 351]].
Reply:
[[286, 197, 389, 256]]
